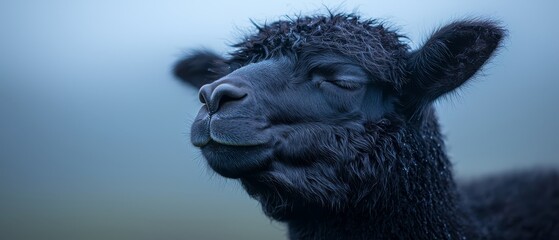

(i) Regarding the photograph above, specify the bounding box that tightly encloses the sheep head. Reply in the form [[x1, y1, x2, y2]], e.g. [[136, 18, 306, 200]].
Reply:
[[174, 14, 504, 221]]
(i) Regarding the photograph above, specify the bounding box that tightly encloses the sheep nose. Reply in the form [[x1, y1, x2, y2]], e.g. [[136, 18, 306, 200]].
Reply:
[[199, 83, 247, 113]]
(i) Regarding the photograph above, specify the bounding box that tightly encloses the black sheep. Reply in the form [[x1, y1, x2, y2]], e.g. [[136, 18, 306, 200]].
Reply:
[[173, 13, 559, 239]]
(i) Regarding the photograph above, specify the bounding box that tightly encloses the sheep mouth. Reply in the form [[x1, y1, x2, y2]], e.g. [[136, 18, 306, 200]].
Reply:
[[191, 113, 275, 178], [200, 141, 273, 178], [191, 112, 272, 147]]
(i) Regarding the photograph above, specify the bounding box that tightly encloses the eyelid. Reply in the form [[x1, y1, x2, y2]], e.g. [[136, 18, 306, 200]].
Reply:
[[315, 66, 368, 81], [324, 79, 364, 90], [310, 64, 368, 90]]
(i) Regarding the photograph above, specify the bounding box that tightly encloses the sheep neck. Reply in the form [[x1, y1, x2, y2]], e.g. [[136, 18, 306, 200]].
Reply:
[[284, 118, 482, 239], [285, 170, 480, 239]]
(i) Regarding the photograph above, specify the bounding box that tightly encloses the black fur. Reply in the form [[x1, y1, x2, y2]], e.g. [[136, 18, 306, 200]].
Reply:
[[403, 19, 505, 121], [229, 14, 408, 89], [173, 50, 229, 88], [173, 12, 558, 239]]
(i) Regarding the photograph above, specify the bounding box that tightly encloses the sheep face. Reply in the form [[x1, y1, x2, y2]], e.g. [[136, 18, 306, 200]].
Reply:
[[175, 14, 505, 221], [191, 53, 394, 173], [188, 52, 399, 219]]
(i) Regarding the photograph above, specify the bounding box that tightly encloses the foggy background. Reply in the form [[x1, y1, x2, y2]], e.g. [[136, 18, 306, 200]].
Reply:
[[1, 1, 557, 239]]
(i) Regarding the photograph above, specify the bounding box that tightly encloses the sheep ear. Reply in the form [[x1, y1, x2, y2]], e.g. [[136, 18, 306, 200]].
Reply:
[[403, 20, 505, 114], [173, 50, 229, 88]]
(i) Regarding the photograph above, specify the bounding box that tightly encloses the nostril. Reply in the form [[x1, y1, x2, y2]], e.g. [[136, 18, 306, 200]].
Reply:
[[198, 84, 212, 104], [207, 83, 247, 113], [199, 92, 206, 104], [211, 84, 247, 102], [210, 83, 247, 112]]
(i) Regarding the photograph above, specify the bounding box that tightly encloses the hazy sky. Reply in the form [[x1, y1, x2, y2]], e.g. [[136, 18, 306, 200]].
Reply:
[[1, 1, 558, 239]]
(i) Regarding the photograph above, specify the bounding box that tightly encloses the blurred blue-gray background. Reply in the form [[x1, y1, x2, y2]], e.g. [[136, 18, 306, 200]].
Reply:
[[1, 1, 557, 239]]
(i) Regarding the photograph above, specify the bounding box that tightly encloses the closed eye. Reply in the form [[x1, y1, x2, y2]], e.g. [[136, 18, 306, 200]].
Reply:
[[309, 62, 369, 91], [324, 80, 364, 90]]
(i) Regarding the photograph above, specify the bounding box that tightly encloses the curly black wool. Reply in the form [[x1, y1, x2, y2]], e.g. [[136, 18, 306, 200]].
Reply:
[[173, 11, 559, 240], [229, 13, 409, 90]]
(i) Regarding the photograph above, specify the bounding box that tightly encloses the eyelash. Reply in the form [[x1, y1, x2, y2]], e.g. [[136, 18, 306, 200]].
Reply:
[[323, 80, 364, 90]]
